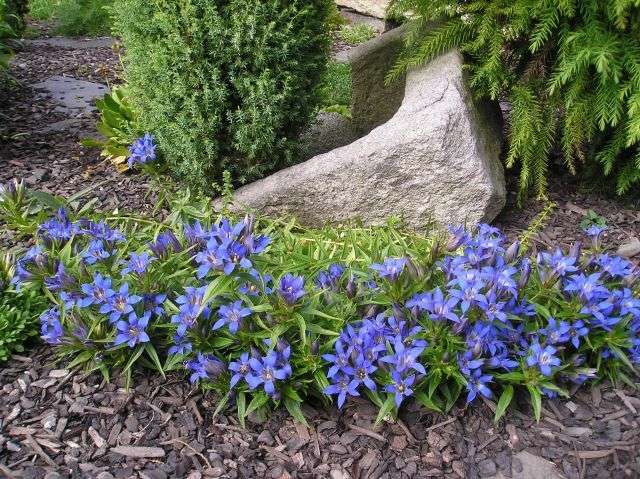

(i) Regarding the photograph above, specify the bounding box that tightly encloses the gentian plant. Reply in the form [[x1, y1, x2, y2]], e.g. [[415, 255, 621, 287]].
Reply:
[[3, 181, 640, 425]]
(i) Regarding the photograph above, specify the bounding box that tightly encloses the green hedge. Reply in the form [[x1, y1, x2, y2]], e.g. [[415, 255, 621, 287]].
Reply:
[[115, 0, 332, 190], [389, 0, 640, 199]]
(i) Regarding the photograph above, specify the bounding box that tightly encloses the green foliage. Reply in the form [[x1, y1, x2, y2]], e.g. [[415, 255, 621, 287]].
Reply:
[[318, 61, 352, 115], [4, 180, 640, 424], [5, 0, 27, 33], [28, 0, 57, 20], [1, 0, 16, 74], [82, 86, 141, 172], [0, 252, 48, 362], [114, 0, 333, 190], [388, 0, 640, 199], [339, 23, 377, 45], [53, 0, 112, 37]]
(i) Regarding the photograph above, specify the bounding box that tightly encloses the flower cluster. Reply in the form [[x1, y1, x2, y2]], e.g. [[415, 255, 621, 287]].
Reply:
[[128, 133, 157, 169], [324, 313, 426, 408], [8, 193, 639, 423]]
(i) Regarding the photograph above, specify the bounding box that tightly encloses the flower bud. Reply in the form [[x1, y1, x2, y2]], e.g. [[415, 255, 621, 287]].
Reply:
[[345, 275, 357, 299], [310, 340, 319, 356], [392, 303, 406, 321], [568, 241, 582, 260], [504, 241, 520, 263], [517, 258, 531, 289], [405, 257, 423, 280]]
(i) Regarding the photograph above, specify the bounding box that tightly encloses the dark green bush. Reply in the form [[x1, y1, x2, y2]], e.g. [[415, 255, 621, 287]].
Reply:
[[115, 0, 332, 189], [388, 0, 640, 199], [5, 0, 27, 34]]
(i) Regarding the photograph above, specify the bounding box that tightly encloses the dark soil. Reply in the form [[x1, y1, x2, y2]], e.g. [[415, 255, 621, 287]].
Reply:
[[1, 18, 639, 479]]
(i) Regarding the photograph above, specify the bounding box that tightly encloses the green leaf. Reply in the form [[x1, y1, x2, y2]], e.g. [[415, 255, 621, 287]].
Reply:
[[414, 391, 442, 412], [144, 343, 165, 378], [494, 385, 514, 423], [237, 391, 246, 428], [122, 345, 145, 376], [284, 397, 308, 425], [212, 392, 231, 422], [245, 392, 270, 418], [374, 395, 396, 427], [28, 190, 66, 211], [306, 322, 340, 336], [609, 344, 637, 373], [526, 385, 542, 421]]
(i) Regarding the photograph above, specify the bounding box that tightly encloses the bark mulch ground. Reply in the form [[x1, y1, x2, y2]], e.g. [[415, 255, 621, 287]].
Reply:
[[1, 19, 640, 479]]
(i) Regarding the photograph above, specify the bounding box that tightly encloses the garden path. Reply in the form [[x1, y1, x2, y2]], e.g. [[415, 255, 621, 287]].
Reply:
[[0, 23, 639, 479]]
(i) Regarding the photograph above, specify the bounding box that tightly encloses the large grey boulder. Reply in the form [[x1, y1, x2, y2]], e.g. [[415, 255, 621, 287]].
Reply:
[[224, 51, 506, 231], [336, 0, 390, 18]]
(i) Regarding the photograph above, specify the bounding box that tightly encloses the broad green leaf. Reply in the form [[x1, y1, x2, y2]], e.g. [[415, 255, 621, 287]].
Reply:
[[526, 385, 542, 421]]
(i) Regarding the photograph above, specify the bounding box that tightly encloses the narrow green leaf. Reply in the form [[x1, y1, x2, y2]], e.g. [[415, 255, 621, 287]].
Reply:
[[145, 343, 165, 378], [374, 395, 396, 427], [527, 385, 542, 421], [284, 398, 308, 426], [494, 385, 514, 423], [237, 391, 246, 428]]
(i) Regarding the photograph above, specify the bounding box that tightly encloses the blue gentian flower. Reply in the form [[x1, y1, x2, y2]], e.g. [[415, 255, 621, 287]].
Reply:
[[446, 225, 471, 251], [316, 263, 345, 290], [229, 353, 251, 387], [385, 371, 415, 408], [186, 353, 226, 384], [224, 241, 252, 275], [78, 220, 125, 243], [60, 291, 83, 309], [99, 283, 142, 323], [128, 133, 157, 168], [380, 340, 426, 375], [457, 351, 484, 376], [618, 288, 640, 318], [324, 373, 360, 408], [476, 291, 507, 322], [114, 311, 151, 348], [596, 254, 632, 279], [322, 339, 353, 379], [143, 293, 166, 316], [45, 262, 75, 291], [38, 208, 75, 243], [370, 258, 406, 282], [568, 320, 589, 348], [195, 239, 228, 278], [82, 240, 111, 265], [239, 269, 273, 296], [149, 231, 182, 258], [212, 300, 252, 334], [122, 252, 154, 275], [541, 318, 571, 344], [245, 351, 289, 396], [564, 273, 608, 303], [40, 308, 64, 344], [465, 369, 493, 403], [278, 273, 306, 305], [183, 221, 209, 247], [79, 273, 115, 308], [526, 342, 561, 376], [168, 334, 193, 356], [344, 354, 377, 391]]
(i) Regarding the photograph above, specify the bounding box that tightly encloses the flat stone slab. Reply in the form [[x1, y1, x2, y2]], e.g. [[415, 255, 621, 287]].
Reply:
[[31, 75, 108, 115], [23, 37, 115, 49], [489, 451, 565, 479]]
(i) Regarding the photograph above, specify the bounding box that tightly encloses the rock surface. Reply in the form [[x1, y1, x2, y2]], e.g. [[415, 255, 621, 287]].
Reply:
[[336, 0, 390, 18], [31, 75, 108, 114], [489, 451, 565, 479], [225, 50, 506, 230]]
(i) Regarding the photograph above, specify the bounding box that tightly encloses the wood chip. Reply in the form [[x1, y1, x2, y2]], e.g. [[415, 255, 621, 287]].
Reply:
[[295, 422, 311, 442], [24, 434, 56, 467], [110, 446, 166, 458], [614, 390, 638, 415], [349, 424, 386, 443], [425, 417, 456, 432], [88, 426, 106, 448], [572, 449, 614, 459], [48, 369, 70, 378]]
